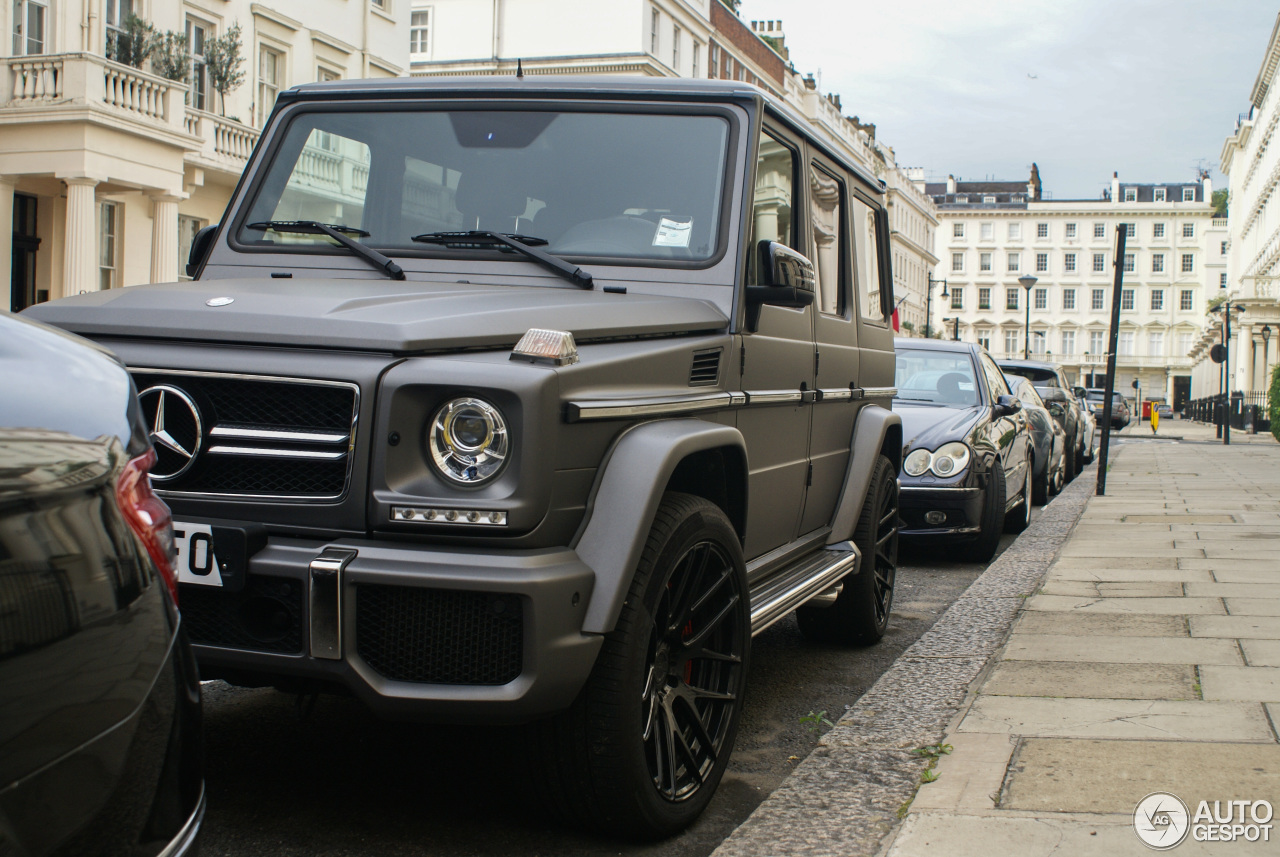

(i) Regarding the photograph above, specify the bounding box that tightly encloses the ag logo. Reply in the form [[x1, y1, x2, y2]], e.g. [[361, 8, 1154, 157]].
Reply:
[[1135, 792, 1190, 850]]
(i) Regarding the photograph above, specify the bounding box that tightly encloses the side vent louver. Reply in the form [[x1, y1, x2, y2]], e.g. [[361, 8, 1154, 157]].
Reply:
[[689, 348, 723, 387]]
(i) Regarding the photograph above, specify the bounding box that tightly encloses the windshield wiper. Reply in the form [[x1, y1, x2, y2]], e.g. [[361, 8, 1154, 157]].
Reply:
[[247, 220, 405, 281], [411, 230, 593, 290]]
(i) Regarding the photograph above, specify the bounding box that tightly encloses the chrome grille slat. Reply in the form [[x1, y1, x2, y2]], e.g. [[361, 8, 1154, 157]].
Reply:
[[209, 426, 350, 444], [206, 446, 348, 460]]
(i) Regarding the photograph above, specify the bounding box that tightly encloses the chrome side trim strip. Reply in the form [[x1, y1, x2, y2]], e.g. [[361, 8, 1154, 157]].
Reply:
[[210, 426, 349, 444], [862, 386, 898, 399], [309, 548, 356, 660], [749, 549, 859, 636], [818, 388, 853, 402], [744, 389, 804, 405], [567, 391, 733, 422], [900, 486, 981, 495], [206, 446, 347, 460]]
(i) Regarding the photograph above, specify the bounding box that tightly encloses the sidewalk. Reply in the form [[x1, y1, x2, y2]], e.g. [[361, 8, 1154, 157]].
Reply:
[[886, 420, 1280, 855]]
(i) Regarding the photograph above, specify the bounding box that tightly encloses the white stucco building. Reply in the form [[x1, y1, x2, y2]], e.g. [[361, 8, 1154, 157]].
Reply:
[[3, 0, 407, 312], [927, 168, 1222, 409]]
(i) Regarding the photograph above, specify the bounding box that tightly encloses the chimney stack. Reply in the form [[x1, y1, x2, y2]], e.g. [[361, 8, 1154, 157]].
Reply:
[[1110, 172, 1120, 203], [947, 174, 957, 195]]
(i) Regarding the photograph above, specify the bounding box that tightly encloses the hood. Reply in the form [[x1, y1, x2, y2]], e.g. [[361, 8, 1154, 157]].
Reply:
[[895, 403, 985, 452], [22, 278, 729, 354]]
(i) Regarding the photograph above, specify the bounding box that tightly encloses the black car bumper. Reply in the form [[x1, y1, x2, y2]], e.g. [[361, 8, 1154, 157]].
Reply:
[[184, 536, 602, 723], [898, 485, 984, 537]]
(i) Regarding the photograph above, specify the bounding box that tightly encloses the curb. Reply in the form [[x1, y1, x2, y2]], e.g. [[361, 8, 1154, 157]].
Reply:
[[710, 465, 1099, 857]]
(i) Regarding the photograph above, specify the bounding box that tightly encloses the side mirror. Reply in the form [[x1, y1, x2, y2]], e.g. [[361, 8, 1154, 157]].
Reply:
[[1072, 386, 1086, 398], [186, 224, 219, 278], [745, 240, 815, 330], [993, 394, 1022, 418], [1048, 402, 1067, 418]]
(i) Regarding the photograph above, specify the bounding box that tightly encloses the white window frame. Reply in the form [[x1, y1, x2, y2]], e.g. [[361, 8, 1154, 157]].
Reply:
[[1036, 222, 1049, 238], [672, 24, 681, 71], [1090, 330, 1106, 354], [12, 0, 48, 56], [1153, 222, 1165, 239], [980, 222, 994, 241], [1007, 252, 1020, 272], [1006, 288, 1019, 310], [1182, 187, 1195, 202], [1004, 329, 1020, 355], [1092, 289, 1105, 311], [1121, 289, 1135, 310], [1152, 253, 1164, 273], [1093, 222, 1105, 239], [1034, 288, 1047, 310], [1123, 254, 1134, 273], [979, 252, 992, 272], [257, 43, 285, 127], [1123, 187, 1137, 202], [1151, 289, 1164, 311], [186, 16, 213, 112], [983, 195, 996, 203], [953, 222, 965, 238], [1063, 288, 1076, 310], [951, 252, 964, 273], [1124, 222, 1136, 238], [650, 8, 659, 54], [1148, 331, 1164, 356], [1064, 252, 1077, 273], [178, 214, 207, 282], [691, 41, 700, 78], [1220, 272, 1228, 288], [1182, 222, 1195, 238], [950, 287, 963, 310], [1008, 222, 1021, 240], [410, 6, 432, 60], [1061, 330, 1076, 355], [1036, 252, 1048, 273], [99, 201, 121, 291], [1031, 330, 1047, 355], [1065, 223, 1077, 239], [1154, 187, 1166, 202], [978, 287, 991, 309], [1118, 331, 1135, 356], [977, 328, 992, 351], [1180, 289, 1194, 311], [1181, 254, 1194, 273]]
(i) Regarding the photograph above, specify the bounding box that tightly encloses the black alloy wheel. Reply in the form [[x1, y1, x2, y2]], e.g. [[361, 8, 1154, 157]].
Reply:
[[797, 454, 899, 645], [534, 493, 749, 840], [1005, 457, 1033, 533]]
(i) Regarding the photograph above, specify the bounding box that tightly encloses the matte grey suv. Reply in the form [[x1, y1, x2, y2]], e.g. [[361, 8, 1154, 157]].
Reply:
[[27, 77, 902, 839]]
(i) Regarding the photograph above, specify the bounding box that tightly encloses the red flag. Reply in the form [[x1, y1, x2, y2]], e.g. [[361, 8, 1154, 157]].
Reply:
[[891, 306, 900, 332]]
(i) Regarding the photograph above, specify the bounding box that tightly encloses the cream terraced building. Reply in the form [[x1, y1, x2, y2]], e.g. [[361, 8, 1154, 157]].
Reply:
[[927, 169, 1223, 409], [2, 0, 407, 313]]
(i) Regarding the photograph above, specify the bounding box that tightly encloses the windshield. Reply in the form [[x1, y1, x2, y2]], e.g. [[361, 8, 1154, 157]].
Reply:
[[236, 109, 731, 263], [1003, 366, 1059, 386], [894, 349, 981, 407], [1086, 391, 1127, 404]]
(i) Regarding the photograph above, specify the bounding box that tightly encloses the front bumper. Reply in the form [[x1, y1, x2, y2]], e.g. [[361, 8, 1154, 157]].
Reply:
[[184, 536, 601, 723], [899, 484, 984, 537]]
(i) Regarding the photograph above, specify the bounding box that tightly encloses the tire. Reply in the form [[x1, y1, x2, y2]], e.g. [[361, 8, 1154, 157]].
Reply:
[[533, 492, 750, 840], [961, 460, 1005, 563], [1031, 451, 1050, 505], [797, 455, 899, 646], [1062, 441, 1076, 483], [1005, 457, 1033, 534]]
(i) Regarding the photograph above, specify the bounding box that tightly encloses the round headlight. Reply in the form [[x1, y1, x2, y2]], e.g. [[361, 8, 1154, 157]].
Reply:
[[904, 448, 931, 477], [931, 442, 970, 477], [428, 397, 510, 485]]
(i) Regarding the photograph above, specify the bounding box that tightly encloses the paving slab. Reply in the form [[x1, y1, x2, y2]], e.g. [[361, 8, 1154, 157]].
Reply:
[[1124, 514, 1237, 523], [907, 732, 1015, 812], [1200, 665, 1280, 702], [1213, 569, 1280, 583], [887, 812, 1222, 857], [1025, 595, 1225, 615], [1054, 556, 1178, 569], [1185, 582, 1280, 599], [1000, 738, 1280, 812], [1189, 615, 1280, 639], [1060, 544, 1186, 557], [957, 696, 1275, 741], [1013, 612, 1188, 637], [1180, 557, 1280, 571], [1038, 581, 1185, 598], [1000, 634, 1241, 665], [1044, 567, 1213, 583], [1243, 640, 1280, 667], [1225, 598, 1280, 616], [981, 661, 1197, 700]]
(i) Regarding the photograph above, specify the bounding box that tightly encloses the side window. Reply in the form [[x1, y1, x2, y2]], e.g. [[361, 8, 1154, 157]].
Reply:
[[747, 130, 795, 284], [808, 163, 845, 315], [981, 355, 1010, 402], [860, 206, 885, 322]]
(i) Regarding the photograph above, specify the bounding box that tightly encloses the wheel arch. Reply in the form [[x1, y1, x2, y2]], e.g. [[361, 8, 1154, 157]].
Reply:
[[573, 419, 748, 634], [828, 404, 902, 546]]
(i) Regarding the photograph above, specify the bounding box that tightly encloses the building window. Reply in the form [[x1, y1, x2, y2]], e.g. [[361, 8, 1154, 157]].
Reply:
[[953, 222, 965, 238], [1150, 289, 1164, 311], [1008, 222, 1021, 240], [316, 66, 339, 83], [99, 202, 121, 291], [1037, 222, 1049, 239], [1220, 240, 1228, 255], [1180, 289, 1194, 311], [1063, 288, 1076, 310], [1061, 329, 1076, 355], [1064, 252, 1077, 273], [1036, 252, 1048, 272], [1153, 222, 1165, 239], [1006, 288, 1019, 310], [950, 288, 963, 310], [1154, 188, 1166, 202], [1007, 252, 1020, 272], [1093, 222, 1105, 239], [977, 329, 992, 350], [1034, 288, 1047, 310], [979, 287, 991, 310], [12, 0, 47, 55], [178, 215, 207, 281], [1123, 222, 1136, 238], [979, 252, 992, 272], [957, 195, 969, 204], [1093, 253, 1105, 273], [1178, 332, 1193, 355], [410, 6, 432, 59], [1181, 223, 1194, 238], [1004, 329, 1020, 355], [1065, 223, 1077, 239], [1121, 289, 1134, 310], [650, 8, 659, 54], [1123, 187, 1137, 202], [1118, 331, 1135, 356], [1182, 187, 1195, 202], [371, 0, 387, 8], [984, 195, 996, 204], [258, 45, 283, 127], [980, 222, 993, 241], [1031, 330, 1047, 355], [672, 25, 681, 70], [1123, 253, 1134, 273], [691, 42, 700, 77], [1181, 253, 1194, 273], [1148, 331, 1164, 356], [1220, 272, 1228, 288], [952, 252, 964, 272], [1092, 289, 1106, 311], [105, 0, 136, 61], [723, 54, 734, 79], [187, 17, 211, 111], [1152, 253, 1164, 273], [1090, 330, 1106, 355]]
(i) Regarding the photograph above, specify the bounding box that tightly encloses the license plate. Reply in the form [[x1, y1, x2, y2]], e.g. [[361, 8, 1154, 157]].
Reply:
[[173, 521, 226, 587]]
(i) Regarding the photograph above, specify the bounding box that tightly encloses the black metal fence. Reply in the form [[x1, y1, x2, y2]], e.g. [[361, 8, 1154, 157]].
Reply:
[[1185, 392, 1272, 433]]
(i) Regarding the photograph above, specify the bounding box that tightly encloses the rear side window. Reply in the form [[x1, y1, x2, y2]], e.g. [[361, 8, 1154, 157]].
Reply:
[[1005, 366, 1059, 386], [808, 163, 846, 316], [859, 207, 884, 322], [980, 355, 1012, 402]]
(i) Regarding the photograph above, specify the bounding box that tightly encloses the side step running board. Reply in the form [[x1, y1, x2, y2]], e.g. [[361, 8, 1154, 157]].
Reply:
[[748, 546, 859, 636]]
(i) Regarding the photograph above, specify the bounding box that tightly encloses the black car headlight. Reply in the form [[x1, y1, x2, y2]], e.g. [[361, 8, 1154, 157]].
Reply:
[[428, 397, 510, 485]]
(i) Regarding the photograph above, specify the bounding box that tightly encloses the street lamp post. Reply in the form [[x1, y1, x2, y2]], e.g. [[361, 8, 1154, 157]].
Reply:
[[1018, 274, 1038, 358], [1210, 301, 1247, 446], [926, 274, 949, 339], [1262, 324, 1272, 388], [943, 316, 961, 340]]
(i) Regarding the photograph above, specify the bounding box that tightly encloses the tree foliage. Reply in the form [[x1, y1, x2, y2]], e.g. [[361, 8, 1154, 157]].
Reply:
[[152, 31, 191, 83], [108, 14, 156, 68], [1212, 188, 1229, 218], [205, 22, 246, 117], [1270, 364, 1280, 443]]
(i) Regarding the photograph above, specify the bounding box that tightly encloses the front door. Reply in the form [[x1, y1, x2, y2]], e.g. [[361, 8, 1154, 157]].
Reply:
[[10, 194, 40, 313]]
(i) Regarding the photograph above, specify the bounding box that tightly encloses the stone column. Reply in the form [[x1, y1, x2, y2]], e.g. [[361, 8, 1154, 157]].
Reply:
[[1242, 322, 1255, 392], [62, 177, 99, 297], [149, 193, 182, 284], [0, 177, 14, 308]]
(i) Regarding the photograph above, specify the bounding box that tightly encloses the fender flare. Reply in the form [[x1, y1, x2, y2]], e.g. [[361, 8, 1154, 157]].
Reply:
[[573, 419, 747, 634], [827, 405, 902, 545]]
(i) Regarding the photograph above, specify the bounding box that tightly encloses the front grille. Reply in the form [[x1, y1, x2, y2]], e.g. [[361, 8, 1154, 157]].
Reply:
[[356, 585, 523, 685], [180, 575, 304, 654], [131, 371, 358, 499]]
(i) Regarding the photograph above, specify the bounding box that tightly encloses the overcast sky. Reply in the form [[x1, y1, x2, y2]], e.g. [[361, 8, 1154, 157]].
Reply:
[[734, 0, 1277, 200]]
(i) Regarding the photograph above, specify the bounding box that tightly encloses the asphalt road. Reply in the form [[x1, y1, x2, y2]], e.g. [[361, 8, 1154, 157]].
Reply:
[[196, 518, 1041, 857]]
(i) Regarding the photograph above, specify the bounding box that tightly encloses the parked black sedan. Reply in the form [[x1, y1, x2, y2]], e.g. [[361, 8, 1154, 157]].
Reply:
[[894, 339, 1034, 562], [996, 358, 1086, 480], [0, 314, 204, 856], [1005, 376, 1066, 505]]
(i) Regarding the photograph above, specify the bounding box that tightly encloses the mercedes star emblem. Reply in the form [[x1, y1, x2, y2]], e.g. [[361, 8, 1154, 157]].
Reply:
[[137, 385, 203, 480], [206, 296, 234, 307]]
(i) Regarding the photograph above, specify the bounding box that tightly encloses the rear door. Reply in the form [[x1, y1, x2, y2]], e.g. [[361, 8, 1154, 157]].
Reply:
[[979, 353, 1026, 499]]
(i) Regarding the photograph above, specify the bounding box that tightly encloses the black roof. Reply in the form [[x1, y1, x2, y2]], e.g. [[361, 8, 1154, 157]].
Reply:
[[993, 357, 1063, 371], [894, 337, 982, 355]]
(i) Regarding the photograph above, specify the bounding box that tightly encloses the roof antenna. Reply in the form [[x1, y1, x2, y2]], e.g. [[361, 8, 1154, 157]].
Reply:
[[516, 58, 524, 79]]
